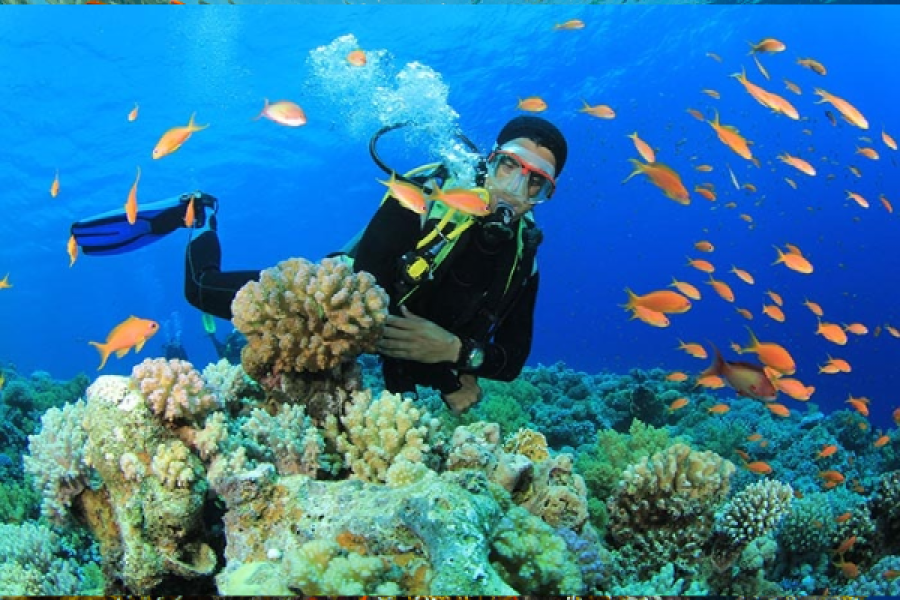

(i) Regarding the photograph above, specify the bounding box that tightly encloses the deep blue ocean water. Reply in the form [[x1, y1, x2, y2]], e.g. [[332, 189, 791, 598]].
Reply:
[[0, 5, 897, 429]]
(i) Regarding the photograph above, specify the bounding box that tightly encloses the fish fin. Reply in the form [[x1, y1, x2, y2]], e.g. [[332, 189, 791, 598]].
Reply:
[[253, 98, 268, 121], [135, 338, 147, 353], [89, 341, 111, 370], [116, 347, 130, 358]]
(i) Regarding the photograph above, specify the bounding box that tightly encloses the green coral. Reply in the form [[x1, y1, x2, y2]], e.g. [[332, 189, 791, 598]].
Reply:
[[490, 504, 584, 594], [575, 420, 685, 530], [0, 476, 40, 524]]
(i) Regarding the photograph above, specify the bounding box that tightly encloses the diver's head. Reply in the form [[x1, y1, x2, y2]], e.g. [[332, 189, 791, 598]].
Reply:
[[484, 116, 568, 221]]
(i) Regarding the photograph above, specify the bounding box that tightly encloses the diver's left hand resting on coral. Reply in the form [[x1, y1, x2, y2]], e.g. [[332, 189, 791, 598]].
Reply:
[[376, 305, 462, 364]]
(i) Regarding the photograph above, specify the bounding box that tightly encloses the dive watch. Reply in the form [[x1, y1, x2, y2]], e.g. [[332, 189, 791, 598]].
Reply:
[[457, 338, 485, 370]]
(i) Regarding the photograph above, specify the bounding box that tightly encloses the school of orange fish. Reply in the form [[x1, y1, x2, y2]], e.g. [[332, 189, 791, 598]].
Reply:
[[6, 48, 372, 371], [526, 25, 900, 501]]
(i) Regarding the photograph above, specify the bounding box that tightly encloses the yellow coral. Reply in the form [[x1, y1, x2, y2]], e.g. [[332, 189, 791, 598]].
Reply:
[[232, 257, 388, 377]]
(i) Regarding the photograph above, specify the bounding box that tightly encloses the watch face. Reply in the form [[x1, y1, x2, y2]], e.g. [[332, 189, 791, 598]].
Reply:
[[469, 347, 485, 368]]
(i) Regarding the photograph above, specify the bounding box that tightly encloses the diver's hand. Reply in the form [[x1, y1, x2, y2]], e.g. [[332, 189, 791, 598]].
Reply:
[[377, 306, 461, 364], [442, 374, 483, 414]]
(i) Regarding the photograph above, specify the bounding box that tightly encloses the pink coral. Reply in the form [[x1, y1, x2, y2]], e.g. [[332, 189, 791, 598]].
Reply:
[[131, 358, 219, 422]]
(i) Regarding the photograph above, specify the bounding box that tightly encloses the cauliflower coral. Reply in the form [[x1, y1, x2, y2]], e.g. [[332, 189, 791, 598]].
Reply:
[[232, 257, 389, 379]]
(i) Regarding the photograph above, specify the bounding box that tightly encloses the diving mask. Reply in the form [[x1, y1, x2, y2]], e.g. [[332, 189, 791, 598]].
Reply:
[[486, 142, 557, 204]]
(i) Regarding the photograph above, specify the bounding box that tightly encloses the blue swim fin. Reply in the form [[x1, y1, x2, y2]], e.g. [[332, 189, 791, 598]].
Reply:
[[70, 192, 217, 256]]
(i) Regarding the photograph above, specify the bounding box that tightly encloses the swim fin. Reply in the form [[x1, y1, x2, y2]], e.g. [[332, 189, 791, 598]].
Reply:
[[201, 312, 217, 335], [70, 191, 217, 256]]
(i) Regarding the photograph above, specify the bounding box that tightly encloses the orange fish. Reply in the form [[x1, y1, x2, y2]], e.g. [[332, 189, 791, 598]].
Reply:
[[846, 191, 869, 209], [725, 267, 752, 286], [767, 403, 791, 418], [746, 461, 773, 475], [668, 397, 689, 412], [817, 444, 838, 459], [88, 316, 160, 370], [803, 298, 823, 316], [347, 49, 367, 67], [669, 277, 701, 300], [880, 194, 894, 213], [687, 257, 715, 274], [702, 89, 721, 100], [666, 371, 689, 382], [694, 241, 714, 253], [0, 273, 12, 290], [677, 340, 707, 359], [887, 325, 900, 338], [834, 535, 857, 555], [773, 245, 813, 274], [882, 128, 898, 151], [766, 290, 783, 306], [797, 57, 827, 75], [579, 101, 615, 119], [817, 320, 848, 345], [885, 570, 900, 581], [702, 344, 777, 400], [856, 146, 879, 160], [732, 69, 798, 119], [784, 79, 801, 95], [747, 433, 763, 442], [631, 305, 670, 328], [695, 187, 717, 201], [846, 396, 869, 417], [708, 110, 754, 160], [844, 323, 868, 335], [835, 511, 852, 523], [687, 108, 705, 122], [623, 288, 692, 314], [152, 112, 208, 159], [735, 307, 753, 320], [184, 196, 196, 228], [554, 19, 585, 30], [707, 276, 735, 302], [814, 88, 868, 129], [517, 96, 548, 113], [125, 166, 141, 226], [67, 235, 78, 268], [696, 373, 726, 389], [695, 164, 714, 172], [743, 327, 795, 375], [708, 403, 730, 414], [750, 38, 786, 54], [623, 159, 690, 204], [128, 102, 139, 122], [378, 172, 427, 214], [255, 99, 307, 127], [628, 132, 656, 163], [762, 304, 785, 323], [50, 169, 60, 198], [778, 153, 816, 176], [874, 435, 890, 448], [432, 186, 491, 217]]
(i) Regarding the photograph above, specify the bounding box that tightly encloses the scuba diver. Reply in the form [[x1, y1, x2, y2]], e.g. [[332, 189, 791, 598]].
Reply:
[[69, 116, 568, 414], [202, 313, 246, 365]]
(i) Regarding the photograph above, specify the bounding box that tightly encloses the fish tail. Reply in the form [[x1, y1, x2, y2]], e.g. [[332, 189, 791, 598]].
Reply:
[[253, 99, 268, 120], [621, 159, 644, 184], [88, 341, 111, 370], [702, 340, 723, 377], [621, 287, 638, 310]]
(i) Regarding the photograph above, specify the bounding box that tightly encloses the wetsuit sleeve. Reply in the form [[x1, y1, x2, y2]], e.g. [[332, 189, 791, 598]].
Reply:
[[352, 197, 422, 303], [465, 272, 539, 381]]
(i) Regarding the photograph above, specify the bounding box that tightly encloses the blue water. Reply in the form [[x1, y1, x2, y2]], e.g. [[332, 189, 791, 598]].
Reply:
[[0, 5, 897, 430]]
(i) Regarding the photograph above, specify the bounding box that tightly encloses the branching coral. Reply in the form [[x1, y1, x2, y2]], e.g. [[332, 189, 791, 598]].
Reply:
[[709, 479, 793, 570], [232, 257, 389, 376], [131, 358, 219, 423], [606, 443, 735, 580], [323, 390, 440, 484]]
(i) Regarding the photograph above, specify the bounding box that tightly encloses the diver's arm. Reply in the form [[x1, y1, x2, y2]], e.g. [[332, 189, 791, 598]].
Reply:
[[352, 197, 423, 307], [462, 272, 539, 381]]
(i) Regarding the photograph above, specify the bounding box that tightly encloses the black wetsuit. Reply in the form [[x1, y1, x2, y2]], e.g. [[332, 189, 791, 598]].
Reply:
[[184, 195, 540, 396]]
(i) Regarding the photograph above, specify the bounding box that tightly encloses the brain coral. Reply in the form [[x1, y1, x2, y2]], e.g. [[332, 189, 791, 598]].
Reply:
[[232, 257, 389, 378]]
